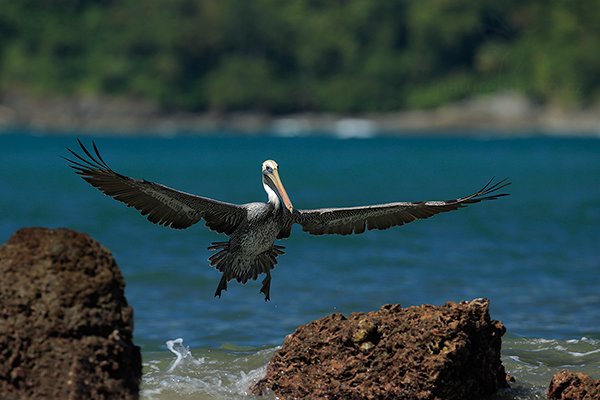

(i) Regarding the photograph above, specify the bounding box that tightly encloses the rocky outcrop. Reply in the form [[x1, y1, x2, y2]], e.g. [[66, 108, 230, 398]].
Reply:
[[0, 227, 141, 400], [548, 370, 600, 400], [253, 298, 507, 400]]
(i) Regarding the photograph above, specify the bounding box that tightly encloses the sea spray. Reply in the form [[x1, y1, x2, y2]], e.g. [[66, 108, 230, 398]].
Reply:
[[142, 338, 277, 400], [166, 338, 203, 373]]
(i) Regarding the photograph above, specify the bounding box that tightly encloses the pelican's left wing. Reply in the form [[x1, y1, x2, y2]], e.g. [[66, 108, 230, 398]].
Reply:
[[65, 140, 246, 234], [295, 178, 510, 235]]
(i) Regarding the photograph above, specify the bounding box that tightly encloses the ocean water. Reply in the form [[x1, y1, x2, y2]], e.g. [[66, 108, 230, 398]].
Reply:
[[1, 131, 599, 399]]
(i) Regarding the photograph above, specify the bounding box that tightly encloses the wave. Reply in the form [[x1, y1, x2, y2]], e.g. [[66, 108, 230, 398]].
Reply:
[[141, 337, 599, 400], [142, 338, 276, 400]]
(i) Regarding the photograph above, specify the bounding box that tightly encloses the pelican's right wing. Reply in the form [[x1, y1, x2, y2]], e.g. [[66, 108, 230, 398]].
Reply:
[[65, 140, 246, 234], [294, 178, 510, 235]]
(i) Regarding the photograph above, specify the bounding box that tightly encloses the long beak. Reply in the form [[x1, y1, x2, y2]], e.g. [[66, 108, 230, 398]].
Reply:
[[270, 170, 294, 212]]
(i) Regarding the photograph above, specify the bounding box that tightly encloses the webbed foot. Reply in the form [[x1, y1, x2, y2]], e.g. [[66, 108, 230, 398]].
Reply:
[[214, 274, 228, 298], [260, 272, 271, 301]]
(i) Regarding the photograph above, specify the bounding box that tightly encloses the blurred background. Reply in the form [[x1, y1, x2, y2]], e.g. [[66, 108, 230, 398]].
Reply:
[[0, 0, 599, 134], [1, 2, 599, 399]]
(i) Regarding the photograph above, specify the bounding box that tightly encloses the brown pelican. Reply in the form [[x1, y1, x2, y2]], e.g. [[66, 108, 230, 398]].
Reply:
[[65, 139, 510, 301]]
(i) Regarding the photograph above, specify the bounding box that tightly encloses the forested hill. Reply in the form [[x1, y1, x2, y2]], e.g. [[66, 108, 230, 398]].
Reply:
[[0, 1, 598, 114]]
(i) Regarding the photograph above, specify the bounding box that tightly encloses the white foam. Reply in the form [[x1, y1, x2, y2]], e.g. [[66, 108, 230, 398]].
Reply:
[[166, 338, 203, 373], [567, 347, 600, 358], [141, 338, 277, 400]]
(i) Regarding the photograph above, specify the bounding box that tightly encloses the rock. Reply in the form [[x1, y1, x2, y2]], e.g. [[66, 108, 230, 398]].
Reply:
[[0, 227, 141, 400], [548, 370, 600, 400], [253, 298, 507, 400]]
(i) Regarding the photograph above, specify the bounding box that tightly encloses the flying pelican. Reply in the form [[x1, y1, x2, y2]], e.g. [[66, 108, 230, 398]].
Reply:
[[65, 140, 510, 301]]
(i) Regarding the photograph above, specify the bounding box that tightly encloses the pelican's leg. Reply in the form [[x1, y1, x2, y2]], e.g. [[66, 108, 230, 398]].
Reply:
[[214, 274, 228, 298], [260, 271, 271, 301]]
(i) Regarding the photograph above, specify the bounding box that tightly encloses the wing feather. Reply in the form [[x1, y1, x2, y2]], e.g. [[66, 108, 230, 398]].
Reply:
[[295, 178, 510, 235], [65, 139, 246, 233]]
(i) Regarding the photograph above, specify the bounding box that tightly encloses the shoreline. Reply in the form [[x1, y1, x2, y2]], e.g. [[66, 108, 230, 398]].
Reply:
[[1, 91, 600, 137]]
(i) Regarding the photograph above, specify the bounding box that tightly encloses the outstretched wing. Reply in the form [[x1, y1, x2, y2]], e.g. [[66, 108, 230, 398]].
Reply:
[[65, 139, 246, 234], [295, 178, 510, 235]]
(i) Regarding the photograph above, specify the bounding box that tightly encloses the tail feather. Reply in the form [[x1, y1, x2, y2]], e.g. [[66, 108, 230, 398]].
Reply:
[[272, 244, 285, 255], [208, 242, 285, 300], [208, 241, 229, 250]]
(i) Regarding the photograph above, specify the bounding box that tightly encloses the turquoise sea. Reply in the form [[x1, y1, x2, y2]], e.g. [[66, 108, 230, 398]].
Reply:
[[1, 131, 599, 399]]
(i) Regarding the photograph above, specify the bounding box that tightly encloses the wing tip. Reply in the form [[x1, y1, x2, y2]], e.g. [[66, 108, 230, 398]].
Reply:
[[464, 177, 512, 203]]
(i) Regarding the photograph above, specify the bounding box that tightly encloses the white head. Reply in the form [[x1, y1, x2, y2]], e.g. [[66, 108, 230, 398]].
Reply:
[[262, 160, 293, 212]]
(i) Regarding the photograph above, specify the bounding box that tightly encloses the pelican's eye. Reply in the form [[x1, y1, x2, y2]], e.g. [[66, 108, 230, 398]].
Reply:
[[265, 166, 273, 174]]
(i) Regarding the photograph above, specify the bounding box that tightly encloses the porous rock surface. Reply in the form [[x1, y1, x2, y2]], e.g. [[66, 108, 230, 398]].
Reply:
[[548, 370, 600, 400], [253, 298, 507, 400], [0, 227, 141, 400]]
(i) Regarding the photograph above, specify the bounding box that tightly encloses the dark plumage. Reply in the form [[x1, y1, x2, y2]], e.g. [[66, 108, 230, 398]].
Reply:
[[65, 139, 511, 300]]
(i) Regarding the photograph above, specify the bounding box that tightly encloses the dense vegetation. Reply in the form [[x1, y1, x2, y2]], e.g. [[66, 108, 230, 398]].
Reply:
[[0, 0, 598, 113]]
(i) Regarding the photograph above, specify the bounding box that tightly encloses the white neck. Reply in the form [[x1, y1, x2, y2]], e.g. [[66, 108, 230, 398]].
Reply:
[[263, 182, 281, 209]]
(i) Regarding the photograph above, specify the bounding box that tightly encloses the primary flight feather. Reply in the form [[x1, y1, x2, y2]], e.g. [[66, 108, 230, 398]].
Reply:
[[65, 139, 510, 300]]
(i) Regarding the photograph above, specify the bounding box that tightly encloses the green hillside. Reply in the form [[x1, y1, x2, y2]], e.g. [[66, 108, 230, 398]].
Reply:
[[1, 0, 598, 113]]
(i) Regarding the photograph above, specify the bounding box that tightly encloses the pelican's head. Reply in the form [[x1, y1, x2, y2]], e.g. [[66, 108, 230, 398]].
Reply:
[[262, 160, 293, 212]]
